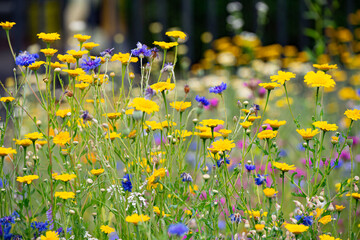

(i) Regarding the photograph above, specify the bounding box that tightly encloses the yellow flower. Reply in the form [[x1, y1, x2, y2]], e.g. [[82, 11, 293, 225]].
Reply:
[[165, 30, 187, 40], [150, 80, 175, 92], [264, 119, 286, 129], [53, 132, 71, 146], [240, 121, 253, 129], [0, 147, 17, 156], [255, 224, 265, 231], [319, 234, 341, 240], [49, 62, 66, 69], [296, 128, 320, 140], [0, 21, 16, 30], [54, 173, 76, 182], [170, 101, 192, 112], [210, 139, 235, 152], [40, 48, 58, 57], [91, 168, 105, 176], [129, 97, 160, 114], [318, 215, 332, 225], [40, 231, 59, 240], [0, 97, 15, 102], [14, 139, 32, 147], [106, 132, 121, 140], [67, 49, 88, 58], [125, 213, 150, 224], [218, 129, 232, 138], [25, 132, 44, 141], [111, 52, 138, 64], [82, 42, 100, 50], [174, 130, 192, 139], [55, 191, 75, 200], [100, 225, 115, 234], [153, 206, 169, 217], [257, 130, 278, 140], [263, 188, 278, 198], [312, 121, 338, 131], [184, 210, 192, 215], [125, 109, 134, 115], [313, 63, 338, 71], [36, 140, 47, 146], [74, 34, 91, 42], [246, 210, 268, 218], [153, 41, 178, 49], [75, 82, 89, 90], [304, 71, 336, 88], [241, 116, 261, 122], [16, 175, 39, 184], [195, 131, 221, 139], [346, 192, 360, 200], [189, 184, 198, 194], [335, 205, 345, 211], [37, 32, 60, 43], [270, 71, 296, 85], [258, 82, 281, 90], [200, 119, 224, 128], [56, 109, 71, 118], [57, 54, 76, 64], [273, 162, 296, 172], [29, 61, 46, 71], [344, 109, 360, 121], [103, 112, 122, 120], [284, 224, 309, 234], [144, 121, 163, 131], [62, 68, 86, 77]]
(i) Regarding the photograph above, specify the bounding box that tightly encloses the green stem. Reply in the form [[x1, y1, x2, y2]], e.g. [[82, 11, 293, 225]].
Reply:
[[283, 82, 299, 128]]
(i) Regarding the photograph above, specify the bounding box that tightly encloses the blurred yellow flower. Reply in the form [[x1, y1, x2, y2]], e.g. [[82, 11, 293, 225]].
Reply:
[[344, 109, 360, 121], [312, 121, 338, 132], [14, 139, 32, 147], [313, 63, 338, 71], [91, 168, 105, 176], [259, 82, 281, 90], [40, 231, 59, 240], [40, 48, 58, 57], [100, 225, 115, 234], [53, 132, 71, 146], [200, 119, 224, 128], [257, 130, 278, 140], [273, 162, 296, 172], [284, 223, 309, 234], [170, 101, 192, 112], [25, 132, 44, 141], [150, 81, 175, 92], [153, 41, 178, 49], [54, 173, 76, 182], [270, 71, 296, 85], [82, 42, 100, 50], [56, 109, 71, 118], [263, 188, 278, 198], [62, 68, 86, 77], [264, 119, 286, 129], [304, 71, 335, 88], [318, 215, 332, 225], [57, 54, 76, 64], [67, 50, 88, 59], [0, 97, 15, 102], [126, 213, 150, 224], [55, 191, 75, 200], [74, 34, 91, 42], [16, 175, 39, 184], [29, 61, 46, 71], [165, 30, 187, 40], [0, 21, 16, 30]]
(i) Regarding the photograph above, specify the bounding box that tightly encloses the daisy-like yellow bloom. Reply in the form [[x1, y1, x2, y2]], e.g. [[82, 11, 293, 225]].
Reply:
[[313, 63, 338, 71], [246, 210, 268, 218], [210, 139, 235, 152], [160, 121, 177, 129], [16, 175, 39, 184], [128, 130, 137, 139], [0, 97, 15, 102], [0, 147, 17, 156], [270, 71, 296, 85], [40, 48, 58, 57], [55, 191, 75, 200], [200, 119, 224, 128], [195, 131, 221, 139], [258, 82, 281, 90], [153, 206, 169, 217], [125, 109, 134, 115], [263, 188, 278, 198], [319, 234, 341, 240], [331, 136, 339, 144], [296, 128, 320, 140], [54, 173, 76, 182], [82, 42, 100, 50], [129, 97, 160, 114], [240, 121, 253, 129], [147, 168, 166, 189], [37, 32, 60, 43], [344, 109, 360, 121], [257, 130, 278, 140], [75, 82, 89, 90], [335, 205, 345, 211], [100, 225, 115, 234], [304, 71, 336, 88], [74, 34, 91, 42], [36, 140, 47, 146], [318, 215, 332, 225], [0, 21, 16, 30], [40, 231, 59, 240], [170, 101, 192, 112], [346, 192, 360, 200], [14, 139, 32, 147], [56, 109, 71, 118], [150, 80, 175, 92], [153, 41, 178, 49], [67, 49, 88, 59], [53, 132, 71, 146], [144, 121, 163, 131], [241, 116, 261, 122], [189, 184, 198, 194], [49, 61, 66, 69], [273, 162, 296, 172], [126, 213, 150, 224], [25, 132, 44, 141], [103, 112, 122, 119], [284, 224, 309, 234], [111, 52, 138, 64], [62, 68, 86, 77], [264, 119, 286, 129], [106, 132, 121, 140], [255, 224, 265, 231], [29, 61, 46, 71], [165, 30, 187, 40], [218, 129, 232, 138], [57, 54, 76, 64], [312, 121, 338, 131], [91, 168, 105, 176], [78, 74, 93, 83], [174, 130, 192, 138]]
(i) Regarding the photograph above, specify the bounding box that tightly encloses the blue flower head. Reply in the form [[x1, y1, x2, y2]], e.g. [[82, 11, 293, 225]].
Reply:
[[81, 57, 101, 73], [195, 95, 210, 106], [229, 213, 242, 223], [254, 174, 267, 185], [180, 172, 193, 182], [209, 82, 227, 94], [295, 215, 313, 226], [168, 223, 189, 236], [217, 157, 230, 167], [16, 51, 39, 67], [31, 221, 48, 233], [245, 164, 256, 172], [131, 42, 152, 58], [100, 48, 114, 57], [122, 174, 132, 192], [145, 87, 155, 100]]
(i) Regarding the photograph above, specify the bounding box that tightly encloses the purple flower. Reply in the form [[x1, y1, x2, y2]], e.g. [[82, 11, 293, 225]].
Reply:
[[254, 174, 267, 185], [161, 63, 173, 73], [245, 164, 256, 171], [217, 157, 230, 167], [180, 172, 193, 182], [195, 95, 210, 106], [295, 215, 313, 226], [168, 223, 189, 236], [46, 206, 54, 230], [100, 48, 114, 57], [16, 51, 39, 67], [229, 213, 242, 223], [31, 221, 48, 233], [122, 174, 132, 192], [209, 82, 227, 94], [150, 47, 159, 59], [145, 87, 155, 100], [81, 57, 101, 73], [131, 42, 152, 58], [80, 110, 92, 122]]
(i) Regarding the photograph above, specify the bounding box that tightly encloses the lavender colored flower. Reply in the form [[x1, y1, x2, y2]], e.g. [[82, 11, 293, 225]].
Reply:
[[295, 215, 313, 226], [122, 174, 132, 192], [80, 110, 92, 122], [217, 157, 230, 167], [145, 87, 155, 100], [195, 95, 210, 106], [150, 47, 159, 59], [46, 206, 54, 230], [209, 82, 227, 94], [245, 164, 256, 171], [81, 57, 101, 73], [161, 63, 173, 73], [180, 172, 193, 182], [131, 42, 152, 58], [229, 213, 242, 223], [254, 174, 267, 185], [100, 48, 114, 57], [15, 51, 39, 67], [168, 223, 189, 236], [109, 231, 120, 240]]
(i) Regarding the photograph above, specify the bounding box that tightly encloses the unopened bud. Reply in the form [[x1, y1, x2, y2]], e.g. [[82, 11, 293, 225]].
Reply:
[[65, 91, 73, 97], [129, 72, 135, 79], [184, 84, 190, 94], [110, 72, 115, 77], [43, 78, 49, 83]]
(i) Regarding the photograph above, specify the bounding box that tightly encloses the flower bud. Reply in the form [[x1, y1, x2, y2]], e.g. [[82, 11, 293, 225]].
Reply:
[[69, 209, 75, 214], [192, 118, 199, 124], [36, 120, 42, 126], [129, 72, 135, 79], [65, 91, 73, 97], [54, 68, 61, 73], [43, 78, 49, 83], [87, 179, 93, 184], [110, 72, 115, 77], [203, 174, 210, 180], [184, 84, 190, 94]]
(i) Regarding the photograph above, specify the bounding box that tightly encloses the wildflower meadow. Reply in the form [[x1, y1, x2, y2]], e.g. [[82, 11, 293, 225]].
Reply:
[[0, 6, 360, 240]]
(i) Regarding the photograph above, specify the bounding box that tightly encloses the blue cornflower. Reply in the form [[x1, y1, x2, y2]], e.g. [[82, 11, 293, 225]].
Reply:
[[80, 110, 92, 121], [121, 174, 132, 192], [278, 149, 287, 157], [168, 223, 189, 236], [109, 231, 120, 240], [0, 223, 12, 240], [209, 82, 227, 94], [195, 95, 210, 106], [254, 174, 267, 185], [31, 221, 48, 233], [229, 213, 242, 223], [131, 42, 152, 58], [100, 48, 114, 57], [297, 143, 305, 151], [81, 57, 101, 73], [161, 63, 173, 73], [145, 87, 155, 100], [295, 215, 313, 226], [217, 157, 230, 167], [0, 216, 15, 225], [15, 51, 39, 67], [245, 164, 256, 172], [357, 89, 360, 96], [180, 172, 193, 182]]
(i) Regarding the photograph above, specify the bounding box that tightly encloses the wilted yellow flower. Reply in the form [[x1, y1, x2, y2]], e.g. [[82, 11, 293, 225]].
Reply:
[[37, 32, 60, 43], [304, 71, 336, 88], [296, 128, 320, 140], [16, 175, 39, 184], [257, 130, 278, 140], [170, 101, 192, 112]]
